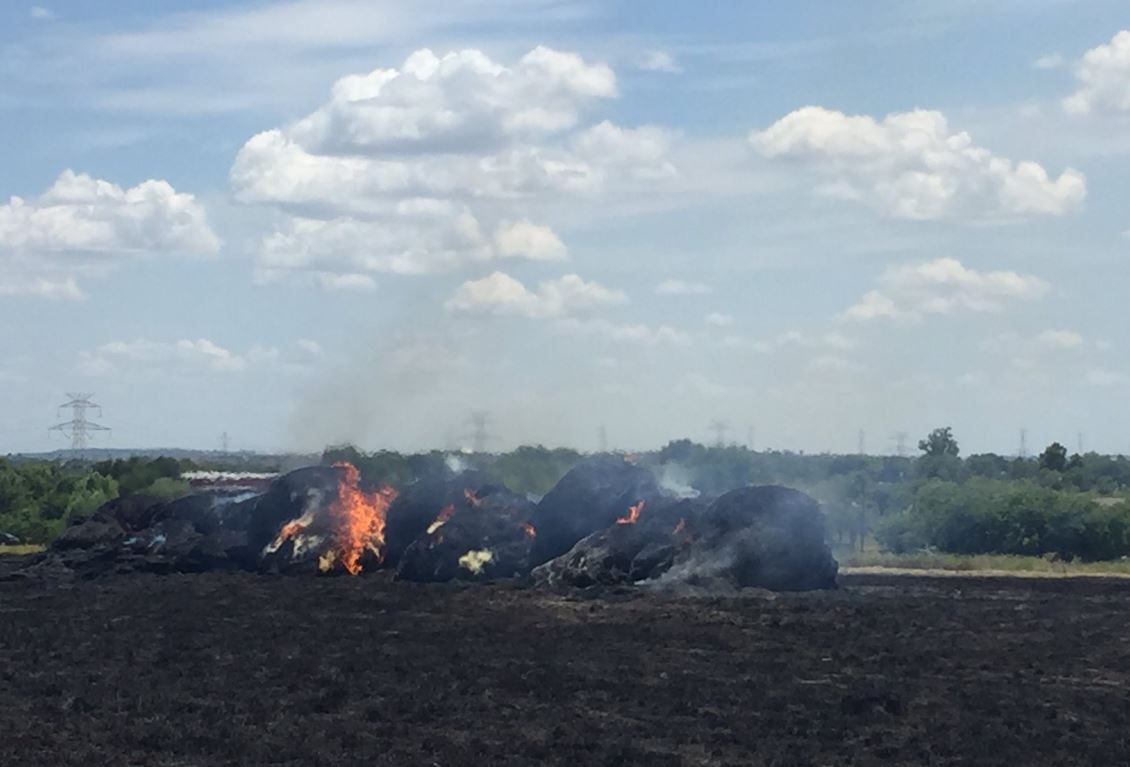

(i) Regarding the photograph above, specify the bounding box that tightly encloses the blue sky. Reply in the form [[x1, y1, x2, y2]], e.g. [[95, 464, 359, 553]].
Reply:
[[2, 1, 1129, 455]]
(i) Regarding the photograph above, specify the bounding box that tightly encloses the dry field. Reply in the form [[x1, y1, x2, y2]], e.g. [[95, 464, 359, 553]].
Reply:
[[1, 559, 1128, 766]]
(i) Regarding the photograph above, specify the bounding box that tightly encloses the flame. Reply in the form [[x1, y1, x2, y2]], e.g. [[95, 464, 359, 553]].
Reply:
[[458, 549, 494, 574], [673, 518, 686, 535], [265, 508, 317, 555], [426, 504, 456, 536], [464, 488, 483, 508], [616, 499, 645, 525], [329, 461, 397, 575], [520, 522, 536, 539]]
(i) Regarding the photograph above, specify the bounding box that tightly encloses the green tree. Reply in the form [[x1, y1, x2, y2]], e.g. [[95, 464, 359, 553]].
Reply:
[[1039, 442, 1069, 473], [919, 427, 960, 457]]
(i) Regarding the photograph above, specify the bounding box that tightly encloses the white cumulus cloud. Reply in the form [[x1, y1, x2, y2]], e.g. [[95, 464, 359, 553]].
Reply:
[[1063, 30, 1130, 115], [0, 170, 219, 298], [655, 279, 712, 296], [445, 271, 626, 319], [845, 257, 1049, 321], [636, 50, 682, 73], [750, 106, 1085, 220], [230, 46, 674, 288]]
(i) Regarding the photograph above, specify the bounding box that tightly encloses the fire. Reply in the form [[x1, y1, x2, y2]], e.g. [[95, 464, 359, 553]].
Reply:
[[520, 522, 536, 539], [616, 499, 645, 525], [426, 504, 456, 536], [330, 461, 398, 575], [464, 488, 483, 508], [458, 549, 493, 575]]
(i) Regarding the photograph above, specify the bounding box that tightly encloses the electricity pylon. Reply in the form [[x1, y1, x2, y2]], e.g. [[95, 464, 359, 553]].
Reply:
[[49, 393, 110, 458]]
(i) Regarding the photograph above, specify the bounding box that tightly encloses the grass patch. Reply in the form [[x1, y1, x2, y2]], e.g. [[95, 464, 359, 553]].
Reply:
[[841, 550, 1130, 576], [0, 544, 44, 557]]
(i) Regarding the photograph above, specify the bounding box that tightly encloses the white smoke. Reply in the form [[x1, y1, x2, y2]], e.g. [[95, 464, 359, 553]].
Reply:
[[657, 463, 700, 499]]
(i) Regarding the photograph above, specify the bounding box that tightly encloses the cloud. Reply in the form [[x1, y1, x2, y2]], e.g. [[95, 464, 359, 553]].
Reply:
[[1086, 367, 1128, 387], [296, 339, 323, 356], [558, 318, 690, 345], [231, 46, 674, 287], [445, 271, 625, 318], [29, 6, 54, 20], [79, 338, 248, 376], [844, 257, 1049, 321], [704, 312, 734, 327], [654, 279, 711, 295], [750, 106, 1085, 220], [0, 170, 219, 298], [493, 219, 568, 261], [1033, 53, 1064, 70], [1035, 329, 1085, 349], [1063, 30, 1130, 115], [636, 50, 682, 73]]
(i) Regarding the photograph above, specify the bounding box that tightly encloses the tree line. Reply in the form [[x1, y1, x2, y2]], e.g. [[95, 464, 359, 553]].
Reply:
[[5, 429, 1130, 561]]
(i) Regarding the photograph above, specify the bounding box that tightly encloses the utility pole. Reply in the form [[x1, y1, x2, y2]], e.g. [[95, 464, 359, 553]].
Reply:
[[747, 425, 756, 451], [598, 424, 608, 453], [1019, 428, 1028, 459], [858, 429, 866, 456], [1077, 432, 1084, 454], [49, 393, 110, 458], [220, 431, 230, 454], [709, 419, 728, 448]]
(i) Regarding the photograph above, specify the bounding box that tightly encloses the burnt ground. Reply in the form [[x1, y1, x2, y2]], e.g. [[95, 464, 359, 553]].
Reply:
[[1, 560, 1129, 766]]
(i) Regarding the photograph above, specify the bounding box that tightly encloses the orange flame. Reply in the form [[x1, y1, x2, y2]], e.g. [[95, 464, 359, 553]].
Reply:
[[426, 504, 456, 536], [616, 499, 645, 525], [464, 488, 483, 508], [520, 522, 536, 539], [329, 461, 398, 575]]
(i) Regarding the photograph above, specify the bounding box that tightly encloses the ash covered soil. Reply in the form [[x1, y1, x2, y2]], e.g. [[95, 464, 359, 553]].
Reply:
[[2, 565, 1129, 766]]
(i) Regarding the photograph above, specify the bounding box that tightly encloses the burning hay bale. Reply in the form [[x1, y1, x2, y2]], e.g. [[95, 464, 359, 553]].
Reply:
[[530, 498, 701, 587], [681, 485, 839, 591], [533, 487, 838, 592], [381, 471, 498, 567], [395, 483, 537, 582], [15, 463, 398, 579], [529, 457, 663, 566], [258, 463, 397, 575]]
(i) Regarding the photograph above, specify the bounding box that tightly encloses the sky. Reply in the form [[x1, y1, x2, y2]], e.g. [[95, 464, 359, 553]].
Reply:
[[1, 0, 1129, 456]]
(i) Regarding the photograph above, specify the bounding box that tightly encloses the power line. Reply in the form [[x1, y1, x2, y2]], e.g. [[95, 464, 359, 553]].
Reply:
[[48, 393, 110, 458]]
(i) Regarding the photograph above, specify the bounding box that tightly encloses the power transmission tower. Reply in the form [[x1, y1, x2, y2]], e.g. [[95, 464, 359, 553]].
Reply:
[[891, 431, 908, 458], [49, 393, 110, 458], [1019, 428, 1028, 459], [709, 420, 729, 447], [460, 411, 498, 453], [220, 432, 230, 454]]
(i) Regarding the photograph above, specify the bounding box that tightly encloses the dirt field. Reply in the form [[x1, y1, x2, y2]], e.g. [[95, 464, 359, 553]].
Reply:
[[2, 559, 1128, 766]]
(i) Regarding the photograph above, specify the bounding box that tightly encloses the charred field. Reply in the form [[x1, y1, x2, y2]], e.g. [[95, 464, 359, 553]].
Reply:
[[1, 565, 1128, 766]]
